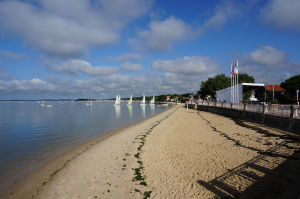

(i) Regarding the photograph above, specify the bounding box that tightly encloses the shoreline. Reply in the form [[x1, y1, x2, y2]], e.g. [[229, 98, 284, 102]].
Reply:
[[3, 105, 173, 199], [5, 105, 299, 198]]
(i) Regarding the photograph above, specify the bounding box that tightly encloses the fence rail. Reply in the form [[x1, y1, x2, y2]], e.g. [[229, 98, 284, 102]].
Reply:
[[188, 100, 300, 119]]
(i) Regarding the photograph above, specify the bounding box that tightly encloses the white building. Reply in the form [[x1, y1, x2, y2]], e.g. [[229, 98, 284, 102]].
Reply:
[[216, 83, 265, 103]]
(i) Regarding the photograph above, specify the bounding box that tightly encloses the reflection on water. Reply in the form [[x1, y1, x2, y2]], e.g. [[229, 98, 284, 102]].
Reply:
[[127, 105, 133, 118], [0, 101, 167, 193], [150, 104, 155, 113], [141, 104, 146, 118], [114, 105, 121, 119]]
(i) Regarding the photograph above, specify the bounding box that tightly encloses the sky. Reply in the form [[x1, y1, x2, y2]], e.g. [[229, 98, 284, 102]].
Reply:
[[0, 0, 299, 99]]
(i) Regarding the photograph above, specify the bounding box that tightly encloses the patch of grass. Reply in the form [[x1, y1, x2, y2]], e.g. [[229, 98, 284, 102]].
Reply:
[[134, 152, 140, 159], [125, 153, 130, 156], [140, 181, 147, 186], [132, 168, 145, 181], [134, 189, 141, 193], [143, 191, 152, 199]]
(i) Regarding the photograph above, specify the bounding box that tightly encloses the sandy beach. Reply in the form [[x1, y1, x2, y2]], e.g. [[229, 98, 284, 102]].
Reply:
[[5, 105, 300, 199]]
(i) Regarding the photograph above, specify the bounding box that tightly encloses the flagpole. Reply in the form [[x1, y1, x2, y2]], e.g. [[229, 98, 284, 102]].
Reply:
[[236, 60, 239, 103], [231, 64, 233, 103], [232, 72, 234, 103], [235, 74, 237, 103], [237, 72, 239, 103], [233, 74, 235, 103], [234, 74, 236, 103]]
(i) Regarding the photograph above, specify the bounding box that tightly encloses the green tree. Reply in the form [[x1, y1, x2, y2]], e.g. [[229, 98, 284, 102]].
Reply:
[[238, 73, 255, 83], [199, 74, 231, 99], [280, 75, 300, 94]]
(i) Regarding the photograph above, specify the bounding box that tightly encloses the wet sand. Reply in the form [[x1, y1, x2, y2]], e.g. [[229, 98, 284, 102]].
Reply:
[[5, 105, 300, 199]]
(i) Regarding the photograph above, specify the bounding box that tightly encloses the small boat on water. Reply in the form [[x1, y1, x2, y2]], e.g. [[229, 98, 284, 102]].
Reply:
[[150, 96, 155, 104], [85, 102, 93, 106], [39, 103, 52, 108]]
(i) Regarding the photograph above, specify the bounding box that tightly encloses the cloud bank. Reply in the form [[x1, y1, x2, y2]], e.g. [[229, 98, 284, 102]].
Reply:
[[239, 45, 299, 83], [50, 59, 143, 76], [260, 0, 300, 31], [0, 0, 151, 57]]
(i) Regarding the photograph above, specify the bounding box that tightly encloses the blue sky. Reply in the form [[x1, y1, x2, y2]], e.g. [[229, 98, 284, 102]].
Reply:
[[0, 0, 299, 99]]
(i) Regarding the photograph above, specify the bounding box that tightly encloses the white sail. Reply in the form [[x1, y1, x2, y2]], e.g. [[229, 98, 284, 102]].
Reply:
[[128, 94, 133, 105], [140, 95, 146, 105], [150, 96, 155, 104], [115, 95, 120, 105]]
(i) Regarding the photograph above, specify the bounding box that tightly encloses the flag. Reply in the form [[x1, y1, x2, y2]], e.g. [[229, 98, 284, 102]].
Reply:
[[230, 64, 234, 75], [231, 60, 238, 75]]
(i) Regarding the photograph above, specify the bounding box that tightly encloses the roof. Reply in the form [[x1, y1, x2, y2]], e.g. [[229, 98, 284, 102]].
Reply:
[[241, 83, 265, 87], [265, 84, 285, 92]]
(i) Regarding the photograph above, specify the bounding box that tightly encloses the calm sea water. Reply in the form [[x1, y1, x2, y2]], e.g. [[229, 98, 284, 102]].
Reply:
[[0, 101, 167, 191]]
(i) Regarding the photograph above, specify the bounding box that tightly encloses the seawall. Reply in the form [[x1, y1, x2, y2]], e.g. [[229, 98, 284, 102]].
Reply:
[[187, 104, 300, 133]]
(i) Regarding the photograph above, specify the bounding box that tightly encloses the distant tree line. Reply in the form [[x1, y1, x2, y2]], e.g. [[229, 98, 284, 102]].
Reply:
[[198, 73, 300, 104], [198, 73, 255, 99], [279, 75, 300, 104], [75, 93, 193, 103]]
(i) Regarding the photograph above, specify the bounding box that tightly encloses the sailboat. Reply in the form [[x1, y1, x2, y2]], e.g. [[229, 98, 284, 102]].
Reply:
[[127, 94, 133, 105], [85, 99, 93, 106], [115, 95, 121, 105], [140, 95, 146, 106], [150, 96, 155, 104]]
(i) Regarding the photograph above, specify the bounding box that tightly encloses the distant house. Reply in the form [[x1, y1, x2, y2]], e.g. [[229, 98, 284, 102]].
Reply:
[[264, 84, 285, 94], [166, 96, 171, 101]]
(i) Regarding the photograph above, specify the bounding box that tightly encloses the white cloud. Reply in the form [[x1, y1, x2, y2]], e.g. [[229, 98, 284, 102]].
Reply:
[[0, 0, 151, 57], [200, 1, 240, 32], [0, 50, 26, 59], [130, 1, 247, 52], [0, 78, 56, 91], [249, 46, 287, 65], [50, 59, 143, 76], [136, 16, 193, 51], [260, 0, 300, 31], [114, 53, 145, 62], [152, 56, 219, 74], [238, 46, 299, 83], [0, 70, 210, 99]]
